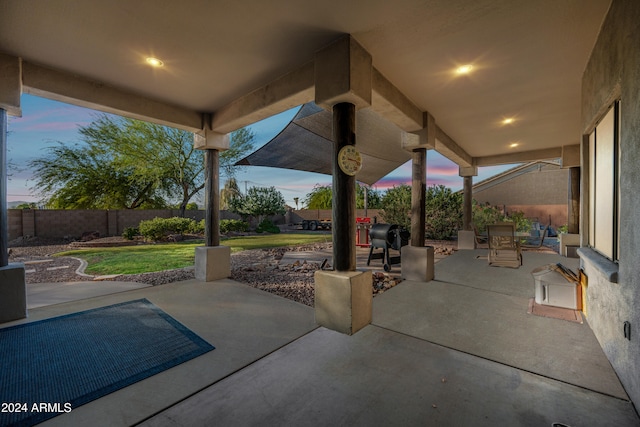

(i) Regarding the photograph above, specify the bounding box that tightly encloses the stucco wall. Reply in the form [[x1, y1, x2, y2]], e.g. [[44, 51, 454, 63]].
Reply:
[[473, 164, 568, 227], [581, 0, 640, 408]]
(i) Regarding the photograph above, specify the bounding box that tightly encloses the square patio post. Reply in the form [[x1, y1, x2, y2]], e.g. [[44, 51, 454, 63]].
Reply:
[[194, 127, 231, 281], [401, 112, 435, 281], [314, 36, 372, 335], [458, 166, 478, 250]]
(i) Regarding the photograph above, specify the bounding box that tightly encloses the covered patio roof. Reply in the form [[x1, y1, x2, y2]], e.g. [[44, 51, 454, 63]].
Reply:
[[0, 0, 611, 168]]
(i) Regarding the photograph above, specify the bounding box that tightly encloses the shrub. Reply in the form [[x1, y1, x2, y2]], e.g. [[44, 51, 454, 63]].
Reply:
[[138, 217, 197, 241], [122, 227, 139, 240], [425, 185, 463, 240], [220, 219, 249, 234], [190, 219, 205, 234], [380, 185, 411, 229], [256, 218, 280, 234], [472, 203, 531, 233]]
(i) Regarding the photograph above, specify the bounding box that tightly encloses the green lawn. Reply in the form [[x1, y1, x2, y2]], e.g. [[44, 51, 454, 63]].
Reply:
[[56, 233, 332, 275]]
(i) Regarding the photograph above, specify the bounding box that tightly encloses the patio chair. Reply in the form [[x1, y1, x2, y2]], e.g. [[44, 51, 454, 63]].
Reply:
[[487, 223, 522, 268], [473, 226, 488, 246], [522, 224, 550, 249]]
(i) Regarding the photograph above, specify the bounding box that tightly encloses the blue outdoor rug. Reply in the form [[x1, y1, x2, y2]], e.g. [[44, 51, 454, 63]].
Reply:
[[0, 298, 214, 427]]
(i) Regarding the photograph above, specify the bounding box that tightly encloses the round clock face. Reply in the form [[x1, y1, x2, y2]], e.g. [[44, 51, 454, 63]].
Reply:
[[338, 145, 362, 176]]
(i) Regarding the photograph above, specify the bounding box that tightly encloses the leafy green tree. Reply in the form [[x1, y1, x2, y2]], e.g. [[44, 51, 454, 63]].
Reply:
[[380, 184, 411, 229], [229, 186, 286, 226], [425, 185, 463, 240], [221, 127, 256, 180], [358, 185, 383, 209], [30, 115, 255, 214], [304, 184, 333, 209], [220, 178, 242, 210], [304, 183, 383, 209]]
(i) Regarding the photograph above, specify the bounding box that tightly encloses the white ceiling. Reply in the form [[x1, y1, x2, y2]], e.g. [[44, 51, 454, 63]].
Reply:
[[0, 0, 611, 161]]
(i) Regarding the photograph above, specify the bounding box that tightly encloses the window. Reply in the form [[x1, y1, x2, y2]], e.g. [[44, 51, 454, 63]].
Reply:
[[589, 100, 620, 261]]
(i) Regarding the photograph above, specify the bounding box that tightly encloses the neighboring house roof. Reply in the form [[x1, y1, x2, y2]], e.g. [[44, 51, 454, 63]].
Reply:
[[471, 160, 562, 193]]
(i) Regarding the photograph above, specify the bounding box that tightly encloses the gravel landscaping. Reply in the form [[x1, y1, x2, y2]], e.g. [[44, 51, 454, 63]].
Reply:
[[8, 236, 455, 307]]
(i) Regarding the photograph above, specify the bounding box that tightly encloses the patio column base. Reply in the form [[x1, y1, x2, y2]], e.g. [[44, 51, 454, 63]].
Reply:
[[314, 270, 372, 335], [195, 246, 230, 282], [457, 230, 476, 250], [401, 245, 434, 282], [559, 233, 580, 257], [0, 263, 27, 323]]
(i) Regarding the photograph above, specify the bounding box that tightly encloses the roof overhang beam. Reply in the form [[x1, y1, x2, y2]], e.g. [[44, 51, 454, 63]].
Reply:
[[21, 61, 203, 132]]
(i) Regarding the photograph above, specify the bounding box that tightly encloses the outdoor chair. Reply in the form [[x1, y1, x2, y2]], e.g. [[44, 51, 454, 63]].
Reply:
[[473, 226, 488, 247], [522, 224, 550, 249], [487, 223, 522, 268]]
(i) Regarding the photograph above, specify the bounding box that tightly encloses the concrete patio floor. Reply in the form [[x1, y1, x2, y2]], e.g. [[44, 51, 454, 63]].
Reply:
[[4, 248, 639, 426]]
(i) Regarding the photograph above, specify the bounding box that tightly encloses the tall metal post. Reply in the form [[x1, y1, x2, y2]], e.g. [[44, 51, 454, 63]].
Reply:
[[332, 102, 356, 271], [204, 149, 220, 247], [411, 148, 426, 247]]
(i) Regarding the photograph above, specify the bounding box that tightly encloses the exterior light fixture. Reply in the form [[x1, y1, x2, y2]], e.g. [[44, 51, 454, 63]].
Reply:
[[455, 64, 473, 75], [145, 57, 164, 67], [502, 118, 514, 125], [509, 142, 519, 148]]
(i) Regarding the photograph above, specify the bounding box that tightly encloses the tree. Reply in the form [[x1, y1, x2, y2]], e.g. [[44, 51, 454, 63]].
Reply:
[[220, 127, 256, 180], [229, 186, 286, 226], [30, 114, 255, 214], [380, 184, 411, 228], [425, 185, 463, 240], [304, 183, 383, 209], [304, 184, 333, 209], [220, 178, 242, 210]]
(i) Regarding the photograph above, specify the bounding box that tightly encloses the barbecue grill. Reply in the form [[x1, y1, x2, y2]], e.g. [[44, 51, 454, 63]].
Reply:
[[366, 223, 410, 271]]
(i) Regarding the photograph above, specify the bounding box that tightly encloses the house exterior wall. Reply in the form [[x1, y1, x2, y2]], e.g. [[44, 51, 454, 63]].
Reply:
[[581, 0, 640, 408], [472, 164, 568, 227]]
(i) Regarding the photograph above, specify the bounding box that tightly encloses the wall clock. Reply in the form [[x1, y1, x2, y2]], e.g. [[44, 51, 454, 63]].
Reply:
[[337, 145, 362, 176]]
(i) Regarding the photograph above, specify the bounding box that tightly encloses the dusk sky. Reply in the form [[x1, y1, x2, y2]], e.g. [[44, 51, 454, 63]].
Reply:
[[6, 94, 512, 207]]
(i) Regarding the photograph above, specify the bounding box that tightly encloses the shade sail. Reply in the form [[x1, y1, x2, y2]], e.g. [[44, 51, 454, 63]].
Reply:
[[236, 103, 411, 185]]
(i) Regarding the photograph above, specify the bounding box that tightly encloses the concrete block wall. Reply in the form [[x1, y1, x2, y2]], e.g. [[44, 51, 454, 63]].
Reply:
[[34, 209, 109, 238]]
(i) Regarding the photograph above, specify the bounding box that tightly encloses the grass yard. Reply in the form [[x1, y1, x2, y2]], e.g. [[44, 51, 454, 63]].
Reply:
[[56, 233, 332, 275]]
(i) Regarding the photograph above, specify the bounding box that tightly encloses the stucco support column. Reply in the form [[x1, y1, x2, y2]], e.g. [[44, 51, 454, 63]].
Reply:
[[458, 166, 478, 250], [194, 127, 230, 282], [561, 144, 581, 255], [0, 55, 27, 323], [401, 113, 435, 281], [314, 35, 372, 335]]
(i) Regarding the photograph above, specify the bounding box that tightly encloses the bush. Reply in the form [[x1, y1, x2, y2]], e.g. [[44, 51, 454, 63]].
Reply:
[[472, 203, 531, 234], [380, 185, 411, 229], [425, 185, 463, 240], [138, 217, 198, 241], [122, 227, 139, 240], [220, 219, 249, 234], [256, 218, 280, 234], [190, 219, 205, 234]]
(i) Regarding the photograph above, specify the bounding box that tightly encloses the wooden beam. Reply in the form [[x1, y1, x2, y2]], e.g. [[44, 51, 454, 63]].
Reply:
[[435, 126, 473, 167]]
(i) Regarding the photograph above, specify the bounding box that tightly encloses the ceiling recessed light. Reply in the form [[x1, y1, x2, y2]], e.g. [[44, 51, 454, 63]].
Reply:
[[502, 118, 514, 125], [509, 142, 519, 148], [145, 57, 164, 67], [455, 64, 473, 75]]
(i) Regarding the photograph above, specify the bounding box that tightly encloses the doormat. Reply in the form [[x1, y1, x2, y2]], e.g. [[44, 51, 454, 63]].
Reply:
[[527, 298, 583, 324], [0, 298, 214, 427]]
